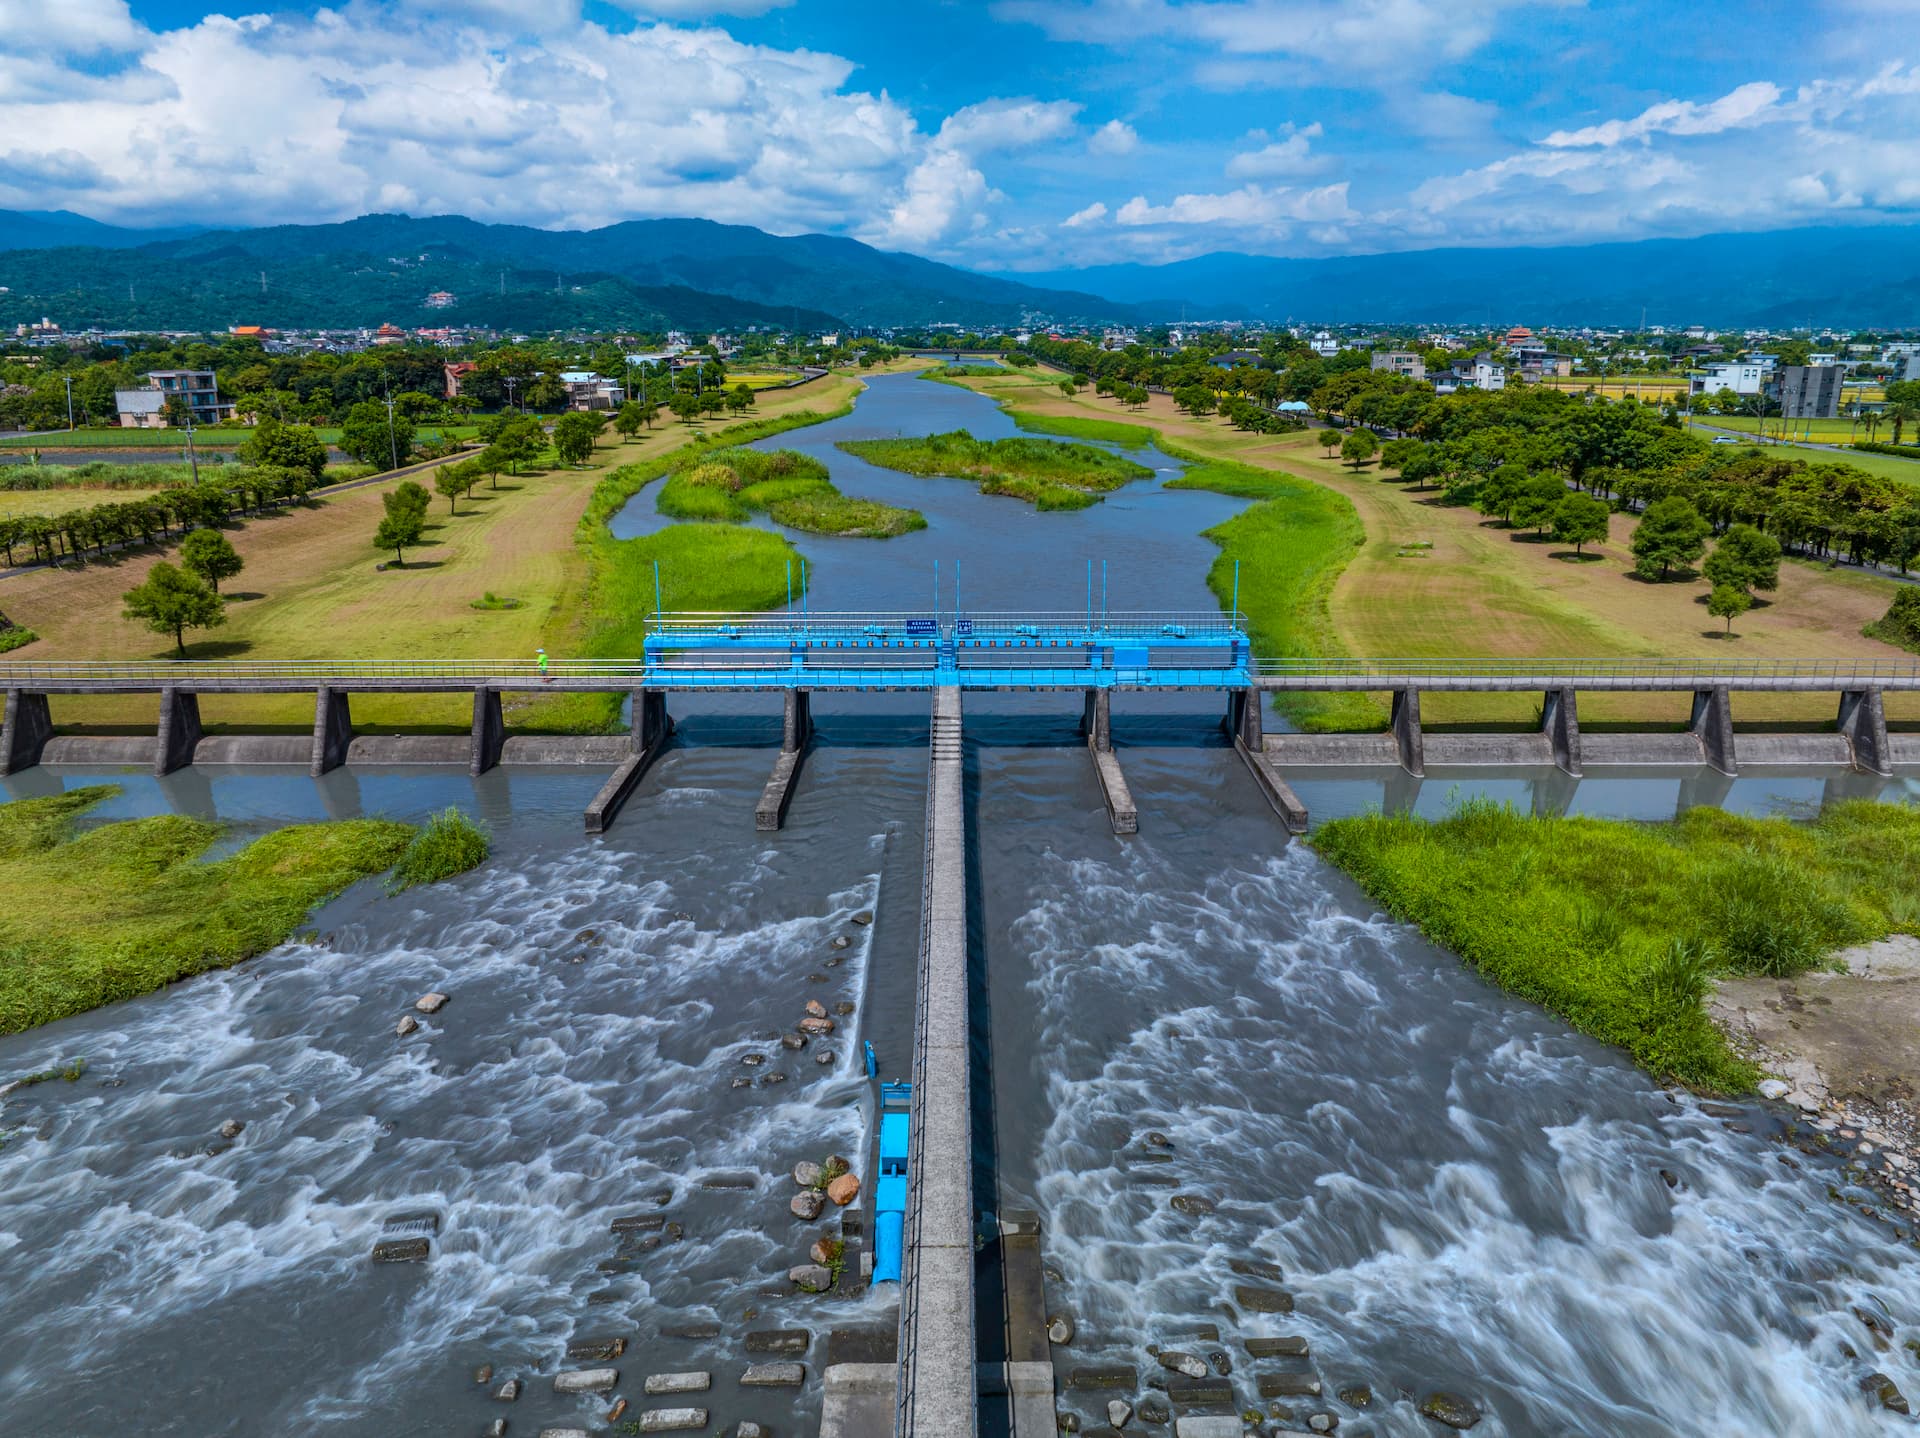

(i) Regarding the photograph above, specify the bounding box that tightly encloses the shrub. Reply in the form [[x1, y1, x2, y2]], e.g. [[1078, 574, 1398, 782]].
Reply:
[[387, 809, 491, 892]]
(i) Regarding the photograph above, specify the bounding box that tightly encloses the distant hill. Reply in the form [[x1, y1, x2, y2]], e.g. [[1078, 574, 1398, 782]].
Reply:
[[0, 211, 1131, 332], [999, 226, 1920, 328], [0, 209, 205, 252]]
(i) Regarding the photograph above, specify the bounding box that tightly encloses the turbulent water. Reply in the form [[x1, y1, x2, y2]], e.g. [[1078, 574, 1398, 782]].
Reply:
[[1, 373, 1917, 1435]]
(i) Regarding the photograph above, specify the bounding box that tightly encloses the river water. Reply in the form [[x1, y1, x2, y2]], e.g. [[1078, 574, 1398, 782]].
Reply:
[[2, 373, 1917, 1436]]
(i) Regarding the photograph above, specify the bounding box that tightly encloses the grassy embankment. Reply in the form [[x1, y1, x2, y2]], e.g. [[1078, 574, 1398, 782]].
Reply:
[[0, 375, 866, 735], [1313, 798, 1920, 1091], [0, 425, 482, 450], [838, 430, 1152, 511], [0, 786, 489, 1037], [939, 366, 1920, 730], [656, 446, 924, 537]]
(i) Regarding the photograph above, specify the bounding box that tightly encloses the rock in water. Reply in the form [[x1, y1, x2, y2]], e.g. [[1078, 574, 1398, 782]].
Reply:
[[741, 1362, 806, 1386], [826, 1173, 861, 1206], [1233, 1285, 1293, 1314], [414, 992, 449, 1014], [1418, 1392, 1482, 1429], [553, 1368, 618, 1394], [395, 1015, 418, 1037], [1169, 1195, 1214, 1217], [1047, 1313, 1076, 1345], [1158, 1352, 1208, 1380], [790, 1191, 825, 1221], [643, 1372, 711, 1395], [738, 1425, 769, 1438], [1108, 1402, 1133, 1428], [806, 1000, 827, 1019], [794, 1160, 824, 1187], [852, 910, 873, 925], [798, 1016, 836, 1035], [789, 1264, 832, 1292], [809, 1238, 838, 1265], [639, 1409, 709, 1432], [493, 1378, 521, 1401], [1863, 1374, 1910, 1414]]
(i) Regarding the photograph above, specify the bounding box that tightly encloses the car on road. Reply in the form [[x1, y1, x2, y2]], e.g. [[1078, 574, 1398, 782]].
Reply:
[[1712, 435, 1740, 444]]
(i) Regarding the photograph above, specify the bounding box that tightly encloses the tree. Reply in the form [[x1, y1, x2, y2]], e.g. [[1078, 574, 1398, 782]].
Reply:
[[237, 417, 327, 480], [386, 480, 430, 522], [1340, 428, 1379, 470], [122, 561, 225, 655], [1317, 428, 1342, 458], [1631, 495, 1711, 580], [490, 416, 546, 473], [729, 382, 756, 411], [1173, 385, 1216, 417], [375, 512, 424, 566], [1707, 583, 1751, 634], [179, 527, 244, 593], [553, 411, 601, 465], [1552, 492, 1610, 554], [339, 400, 415, 472], [612, 400, 647, 442], [434, 463, 467, 513], [1703, 522, 1782, 596], [524, 372, 568, 413], [1510, 475, 1568, 535], [1399, 451, 1441, 491], [668, 390, 701, 424], [1477, 463, 1526, 523], [160, 394, 191, 428], [1058, 378, 1078, 398]]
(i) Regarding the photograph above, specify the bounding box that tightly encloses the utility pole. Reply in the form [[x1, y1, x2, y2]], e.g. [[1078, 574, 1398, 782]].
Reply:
[[61, 375, 74, 431], [183, 411, 201, 486], [383, 374, 399, 471], [505, 375, 519, 414]]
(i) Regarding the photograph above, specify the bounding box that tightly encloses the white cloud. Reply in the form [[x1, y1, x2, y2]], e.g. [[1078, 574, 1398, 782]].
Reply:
[[936, 97, 1081, 154], [610, 0, 795, 14], [1114, 180, 1353, 227], [0, 0, 143, 56], [1542, 81, 1781, 148], [1224, 122, 1325, 178], [1088, 119, 1139, 155], [1062, 200, 1108, 226]]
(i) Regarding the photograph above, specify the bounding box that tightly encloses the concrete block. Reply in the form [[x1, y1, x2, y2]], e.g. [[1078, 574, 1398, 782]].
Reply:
[[783, 688, 813, 751], [1234, 739, 1308, 832], [740, 1362, 806, 1387], [155, 687, 202, 776], [1174, 1418, 1242, 1438], [1542, 686, 1582, 776], [1089, 743, 1137, 835], [471, 687, 505, 775], [638, 1409, 708, 1433], [1689, 685, 1737, 776], [311, 686, 353, 776], [0, 689, 52, 775], [1838, 688, 1892, 775], [1390, 687, 1424, 776], [643, 1372, 710, 1395], [553, 1368, 618, 1394]]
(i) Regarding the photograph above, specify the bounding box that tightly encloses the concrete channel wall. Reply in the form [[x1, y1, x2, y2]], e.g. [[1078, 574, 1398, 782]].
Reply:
[[897, 685, 976, 1438]]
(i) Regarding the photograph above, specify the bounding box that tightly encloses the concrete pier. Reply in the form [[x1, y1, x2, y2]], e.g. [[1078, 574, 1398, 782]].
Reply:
[[311, 687, 353, 777], [584, 690, 671, 835], [1390, 688, 1425, 776], [1227, 689, 1307, 832], [155, 688, 203, 776], [1542, 687, 1582, 776], [1839, 688, 1892, 776], [1082, 690, 1136, 835], [1689, 685, 1738, 775], [756, 690, 813, 831], [470, 688, 506, 776], [0, 689, 53, 776], [897, 685, 975, 1438]]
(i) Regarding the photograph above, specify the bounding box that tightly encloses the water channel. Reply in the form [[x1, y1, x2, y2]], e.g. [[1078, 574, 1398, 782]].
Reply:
[[1, 373, 1917, 1436]]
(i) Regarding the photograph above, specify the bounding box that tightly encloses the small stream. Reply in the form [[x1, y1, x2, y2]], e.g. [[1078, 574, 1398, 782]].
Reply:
[[1, 373, 1917, 1435]]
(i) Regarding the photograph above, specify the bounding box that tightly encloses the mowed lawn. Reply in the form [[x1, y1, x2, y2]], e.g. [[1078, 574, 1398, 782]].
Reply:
[[0, 487, 170, 521], [0, 374, 866, 734], [950, 370, 1920, 730]]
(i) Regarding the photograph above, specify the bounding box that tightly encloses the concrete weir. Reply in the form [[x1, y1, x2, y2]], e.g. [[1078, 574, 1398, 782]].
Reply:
[[584, 691, 672, 835], [1081, 690, 1136, 835], [896, 685, 975, 1438], [756, 690, 813, 832], [1227, 689, 1308, 833]]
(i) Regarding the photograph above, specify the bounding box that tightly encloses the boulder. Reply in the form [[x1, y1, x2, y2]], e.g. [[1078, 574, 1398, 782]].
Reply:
[[790, 1191, 825, 1221], [1169, 1195, 1214, 1217], [741, 1362, 806, 1387], [218, 1119, 244, 1139], [474, 1364, 493, 1385], [1136, 1399, 1170, 1426], [1864, 1373, 1910, 1415], [826, 1173, 861, 1206], [809, 1238, 840, 1265], [1307, 1415, 1337, 1434], [553, 1368, 618, 1394], [1048, 1313, 1076, 1345], [815, 1051, 835, 1065], [794, 1161, 824, 1187], [830, 935, 851, 950], [1418, 1392, 1482, 1429], [1158, 1352, 1208, 1380], [789, 1264, 832, 1292], [782, 1034, 809, 1051], [834, 1002, 856, 1016], [643, 1372, 711, 1395], [1233, 1285, 1294, 1314], [414, 992, 449, 1014], [851, 910, 873, 925], [1108, 1402, 1133, 1428], [1336, 1386, 1372, 1409], [806, 1000, 828, 1019], [396, 1015, 419, 1037], [798, 1016, 836, 1035], [486, 1421, 507, 1438], [1757, 1079, 1792, 1100], [494, 1378, 521, 1401], [738, 1425, 769, 1438]]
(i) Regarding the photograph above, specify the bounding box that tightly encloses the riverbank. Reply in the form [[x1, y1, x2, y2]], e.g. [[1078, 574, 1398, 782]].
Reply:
[[1310, 798, 1920, 1092], [0, 785, 483, 1037], [656, 445, 923, 536], [837, 430, 1153, 510], [939, 368, 1920, 730]]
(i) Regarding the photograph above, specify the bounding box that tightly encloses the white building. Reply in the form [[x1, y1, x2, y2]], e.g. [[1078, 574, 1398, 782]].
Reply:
[[1309, 331, 1341, 358], [1690, 361, 1767, 397]]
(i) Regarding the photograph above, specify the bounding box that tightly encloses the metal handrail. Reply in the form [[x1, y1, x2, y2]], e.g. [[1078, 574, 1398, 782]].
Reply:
[[1250, 657, 1920, 679]]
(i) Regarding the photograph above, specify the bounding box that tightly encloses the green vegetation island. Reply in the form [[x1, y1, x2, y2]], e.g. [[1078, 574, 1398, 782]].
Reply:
[[1312, 799, 1920, 1092], [0, 788, 489, 1037], [837, 429, 1153, 510], [656, 445, 924, 537]]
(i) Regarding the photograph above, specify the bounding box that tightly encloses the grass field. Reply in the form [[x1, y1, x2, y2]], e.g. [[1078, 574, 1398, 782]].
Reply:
[[0, 488, 168, 521], [0, 424, 482, 449], [1539, 376, 1689, 398], [0, 374, 867, 733], [1684, 420, 1920, 485], [943, 367, 1920, 729], [1314, 798, 1920, 1091]]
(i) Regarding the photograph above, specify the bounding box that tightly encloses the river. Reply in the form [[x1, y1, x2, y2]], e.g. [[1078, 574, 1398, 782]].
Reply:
[[1, 372, 1916, 1436]]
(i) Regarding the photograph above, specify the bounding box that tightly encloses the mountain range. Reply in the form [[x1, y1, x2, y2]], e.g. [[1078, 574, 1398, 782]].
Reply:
[[1001, 227, 1920, 329], [0, 212, 1125, 334], [1, 210, 1916, 333]]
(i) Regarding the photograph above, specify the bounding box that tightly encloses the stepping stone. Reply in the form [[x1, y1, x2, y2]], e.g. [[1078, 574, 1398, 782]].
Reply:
[[662, 1323, 723, 1340], [370, 1237, 430, 1263], [1174, 1419, 1241, 1438], [566, 1336, 627, 1362], [1258, 1374, 1322, 1399], [639, 1409, 709, 1432], [644, 1372, 711, 1395], [1165, 1378, 1231, 1405], [382, 1210, 441, 1235], [1069, 1367, 1138, 1390], [1227, 1258, 1282, 1281], [741, 1362, 806, 1387], [745, 1329, 810, 1354], [586, 1289, 622, 1305], [539, 1429, 592, 1438], [1233, 1285, 1293, 1314], [1244, 1338, 1308, 1358], [702, 1175, 757, 1191], [553, 1368, 618, 1394], [612, 1214, 667, 1233]]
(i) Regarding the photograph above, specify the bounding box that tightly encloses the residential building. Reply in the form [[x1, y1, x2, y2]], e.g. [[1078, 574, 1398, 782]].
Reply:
[[114, 368, 233, 427], [1451, 352, 1505, 391], [1210, 349, 1264, 370], [559, 371, 623, 410], [1370, 351, 1426, 380], [372, 322, 407, 346], [1774, 364, 1842, 420], [424, 291, 457, 309], [443, 361, 478, 399], [1690, 361, 1767, 397], [1309, 330, 1341, 358]]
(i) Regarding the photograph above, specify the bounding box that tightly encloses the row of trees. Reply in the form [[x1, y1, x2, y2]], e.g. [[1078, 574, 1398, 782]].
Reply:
[[0, 466, 320, 568]]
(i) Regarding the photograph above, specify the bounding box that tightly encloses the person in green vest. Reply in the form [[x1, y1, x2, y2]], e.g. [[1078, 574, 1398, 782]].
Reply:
[[537, 647, 550, 683]]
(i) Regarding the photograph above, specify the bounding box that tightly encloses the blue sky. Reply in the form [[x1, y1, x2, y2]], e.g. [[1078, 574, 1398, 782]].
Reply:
[[2, 0, 1916, 271]]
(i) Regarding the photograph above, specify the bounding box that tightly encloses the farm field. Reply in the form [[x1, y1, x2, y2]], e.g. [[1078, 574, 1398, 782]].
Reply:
[[943, 367, 1920, 730], [0, 373, 867, 733]]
